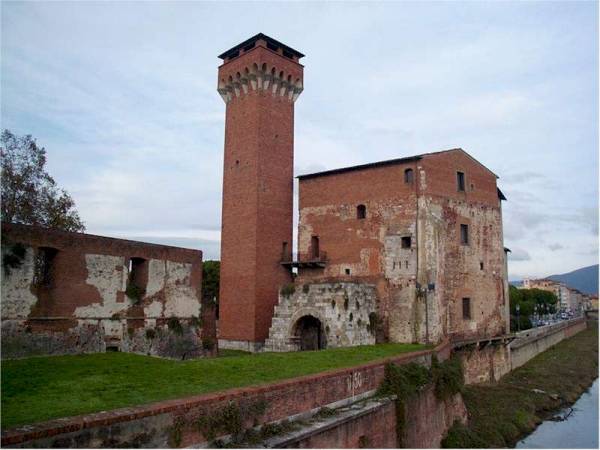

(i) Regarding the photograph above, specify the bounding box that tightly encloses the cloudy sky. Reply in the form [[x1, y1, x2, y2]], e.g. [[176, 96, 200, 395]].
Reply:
[[1, 1, 598, 280]]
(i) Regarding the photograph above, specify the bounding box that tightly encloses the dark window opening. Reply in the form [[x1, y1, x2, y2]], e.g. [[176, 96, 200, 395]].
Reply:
[[128, 257, 147, 289], [401, 236, 412, 249], [460, 224, 469, 245], [345, 268, 351, 275], [34, 247, 58, 287], [282, 242, 289, 261], [282, 49, 294, 59], [462, 298, 471, 320], [457, 171, 465, 191], [404, 168, 414, 184], [242, 42, 255, 52], [480, 261, 484, 270], [267, 42, 278, 52], [357, 204, 366, 219], [311, 236, 320, 259]]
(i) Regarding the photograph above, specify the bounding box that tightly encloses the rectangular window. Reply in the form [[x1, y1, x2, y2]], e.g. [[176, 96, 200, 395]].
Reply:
[[401, 236, 412, 248], [462, 298, 471, 320], [311, 236, 320, 259], [460, 224, 469, 245], [457, 171, 465, 191], [480, 261, 484, 270]]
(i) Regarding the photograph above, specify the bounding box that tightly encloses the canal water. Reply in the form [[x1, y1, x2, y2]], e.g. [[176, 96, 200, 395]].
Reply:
[[516, 378, 599, 449]]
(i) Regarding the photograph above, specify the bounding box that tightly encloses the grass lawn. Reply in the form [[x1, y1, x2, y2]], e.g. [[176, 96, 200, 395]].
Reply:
[[1, 342, 425, 429]]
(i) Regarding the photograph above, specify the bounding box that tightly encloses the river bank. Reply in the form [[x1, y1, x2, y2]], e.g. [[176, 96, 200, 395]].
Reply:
[[443, 322, 599, 448]]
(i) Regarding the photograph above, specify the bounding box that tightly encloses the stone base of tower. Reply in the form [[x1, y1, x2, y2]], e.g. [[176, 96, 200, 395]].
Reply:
[[218, 338, 265, 353]]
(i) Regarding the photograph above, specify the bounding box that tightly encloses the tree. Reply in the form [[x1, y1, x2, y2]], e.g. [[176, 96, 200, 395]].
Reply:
[[1, 130, 85, 232], [202, 260, 220, 317], [509, 285, 558, 332]]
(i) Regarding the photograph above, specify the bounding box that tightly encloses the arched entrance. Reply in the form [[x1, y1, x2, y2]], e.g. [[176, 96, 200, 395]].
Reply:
[[293, 315, 324, 351]]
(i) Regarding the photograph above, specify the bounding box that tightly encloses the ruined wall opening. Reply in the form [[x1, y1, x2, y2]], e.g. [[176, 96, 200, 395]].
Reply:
[[357, 204, 366, 219], [128, 257, 147, 287], [293, 315, 325, 351], [404, 168, 414, 184], [33, 247, 58, 287]]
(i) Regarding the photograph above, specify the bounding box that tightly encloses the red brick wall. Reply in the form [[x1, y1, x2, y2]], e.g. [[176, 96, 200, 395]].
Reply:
[[218, 44, 303, 345], [1, 345, 440, 448], [296, 149, 507, 344]]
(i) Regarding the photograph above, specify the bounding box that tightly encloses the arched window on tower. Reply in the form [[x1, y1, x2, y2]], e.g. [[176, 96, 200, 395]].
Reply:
[[404, 168, 414, 184], [357, 204, 366, 219]]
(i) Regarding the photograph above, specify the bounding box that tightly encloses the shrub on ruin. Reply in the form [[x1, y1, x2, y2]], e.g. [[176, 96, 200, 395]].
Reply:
[[145, 328, 156, 340], [202, 337, 215, 351], [280, 283, 295, 297], [432, 355, 464, 400], [377, 362, 431, 447], [125, 282, 145, 304], [167, 317, 184, 336], [2, 242, 26, 275]]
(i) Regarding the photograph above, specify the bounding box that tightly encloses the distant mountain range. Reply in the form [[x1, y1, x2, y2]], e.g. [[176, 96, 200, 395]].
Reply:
[[548, 264, 599, 295]]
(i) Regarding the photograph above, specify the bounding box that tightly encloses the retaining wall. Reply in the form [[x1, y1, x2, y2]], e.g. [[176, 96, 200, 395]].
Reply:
[[510, 317, 587, 370], [2, 343, 463, 448]]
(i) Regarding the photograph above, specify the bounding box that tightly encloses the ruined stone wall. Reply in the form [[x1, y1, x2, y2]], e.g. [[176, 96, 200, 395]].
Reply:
[[1, 222, 216, 359], [296, 149, 508, 345], [264, 282, 377, 351], [457, 343, 511, 384]]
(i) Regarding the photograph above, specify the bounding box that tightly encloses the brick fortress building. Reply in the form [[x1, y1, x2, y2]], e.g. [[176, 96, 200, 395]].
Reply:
[[217, 34, 510, 352]]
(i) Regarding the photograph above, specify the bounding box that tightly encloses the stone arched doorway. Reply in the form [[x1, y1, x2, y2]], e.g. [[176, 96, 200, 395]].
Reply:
[[292, 315, 325, 351]]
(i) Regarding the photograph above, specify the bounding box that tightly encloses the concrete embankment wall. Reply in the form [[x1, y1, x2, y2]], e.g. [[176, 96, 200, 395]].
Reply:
[[1, 343, 466, 449], [510, 318, 587, 370]]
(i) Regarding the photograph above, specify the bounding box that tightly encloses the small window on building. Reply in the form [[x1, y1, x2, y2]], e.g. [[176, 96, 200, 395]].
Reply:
[[480, 261, 484, 270], [462, 298, 471, 320], [282, 242, 289, 261], [404, 168, 414, 184], [34, 247, 58, 287], [460, 224, 469, 245], [311, 236, 320, 259], [357, 204, 366, 219], [457, 171, 465, 192], [345, 268, 351, 275], [401, 236, 412, 249]]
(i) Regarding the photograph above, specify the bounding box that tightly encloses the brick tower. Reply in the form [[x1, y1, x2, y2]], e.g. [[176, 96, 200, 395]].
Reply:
[[217, 34, 304, 351]]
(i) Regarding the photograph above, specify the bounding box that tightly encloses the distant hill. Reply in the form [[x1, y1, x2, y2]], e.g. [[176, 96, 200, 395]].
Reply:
[[548, 264, 599, 295]]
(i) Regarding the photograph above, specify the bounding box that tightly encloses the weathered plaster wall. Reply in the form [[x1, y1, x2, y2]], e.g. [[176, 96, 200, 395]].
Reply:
[[1, 222, 216, 359], [296, 149, 508, 346], [264, 283, 377, 351]]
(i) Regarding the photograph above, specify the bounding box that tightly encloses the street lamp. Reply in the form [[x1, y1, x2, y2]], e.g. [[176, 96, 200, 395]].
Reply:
[[516, 304, 520, 332], [534, 304, 538, 327]]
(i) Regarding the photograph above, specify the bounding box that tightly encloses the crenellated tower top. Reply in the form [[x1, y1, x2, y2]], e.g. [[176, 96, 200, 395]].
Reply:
[[217, 33, 304, 104]]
